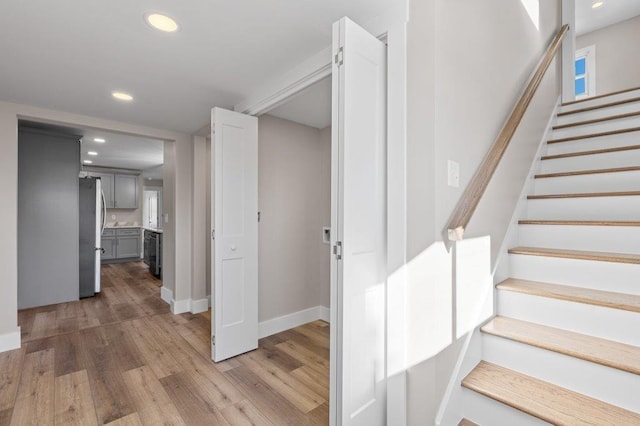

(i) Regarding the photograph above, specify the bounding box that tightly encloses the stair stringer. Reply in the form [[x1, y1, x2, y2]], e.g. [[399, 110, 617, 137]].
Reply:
[[435, 97, 561, 426]]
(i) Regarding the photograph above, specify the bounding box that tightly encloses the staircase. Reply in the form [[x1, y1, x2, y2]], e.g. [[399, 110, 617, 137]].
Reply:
[[459, 87, 640, 425]]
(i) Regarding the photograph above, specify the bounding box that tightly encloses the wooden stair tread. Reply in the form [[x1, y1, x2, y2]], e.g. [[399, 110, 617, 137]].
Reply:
[[508, 246, 640, 264], [482, 316, 640, 375], [553, 110, 640, 130], [548, 126, 640, 144], [535, 166, 640, 179], [462, 361, 640, 425], [497, 278, 640, 313], [457, 419, 478, 426], [528, 191, 640, 199], [541, 143, 640, 160], [519, 220, 640, 227], [562, 86, 640, 106], [558, 97, 640, 116]]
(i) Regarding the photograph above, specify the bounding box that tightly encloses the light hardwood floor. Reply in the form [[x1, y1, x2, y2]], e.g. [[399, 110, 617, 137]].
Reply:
[[3, 262, 329, 425]]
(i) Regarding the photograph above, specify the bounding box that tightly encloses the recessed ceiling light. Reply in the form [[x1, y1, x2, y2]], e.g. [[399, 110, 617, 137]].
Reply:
[[94, 138, 106, 143], [88, 151, 98, 156], [592, 1, 604, 9], [112, 91, 134, 102], [145, 12, 179, 32], [84, 160, 93, 164]]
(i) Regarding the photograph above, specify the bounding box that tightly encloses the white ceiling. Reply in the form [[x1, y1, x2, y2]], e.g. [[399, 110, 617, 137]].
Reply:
[[576, 0, 640, 35], [267, 77, 332, 129], [0, 0, 396, 134]]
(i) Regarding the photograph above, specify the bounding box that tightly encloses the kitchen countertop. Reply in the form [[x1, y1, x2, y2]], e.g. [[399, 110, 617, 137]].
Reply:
[[104, 224, 141, 229]]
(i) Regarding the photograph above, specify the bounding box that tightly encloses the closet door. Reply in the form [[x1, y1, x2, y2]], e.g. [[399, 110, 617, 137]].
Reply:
[[211, 107, 259, 362], [331, 17, 387, 426]]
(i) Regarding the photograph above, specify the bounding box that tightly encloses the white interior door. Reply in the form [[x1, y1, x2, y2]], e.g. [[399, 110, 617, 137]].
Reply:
[[330, 17, 387, 426], [211, 107, 259, 362]]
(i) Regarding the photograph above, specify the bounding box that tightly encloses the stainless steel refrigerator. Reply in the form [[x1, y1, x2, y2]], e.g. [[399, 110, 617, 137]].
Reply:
[[79, 177, 105, 297]]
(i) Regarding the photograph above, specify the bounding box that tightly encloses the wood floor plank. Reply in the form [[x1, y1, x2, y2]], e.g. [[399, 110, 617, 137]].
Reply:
[[259, 335, 304, 372], [462, 361, 640, 425], [79, 327, 136, 424], [275, 340, 329, 376], [508, 246, 640, 264], [53, 333, 84, 377], [458, 418, 478, 426], [220, 399, 273, 426], [497, 278, 640, 313], [547, 126, 640, 144], [0, 349, 25, 411], [102, 323, 146, 373], [290, 365, 330, 400], [122, 366, 185, 426], [160, 372, 230, 425], [552, 110, 640, 130], [224, 366, 310, 425], [104, 412, 144, 426], [126, 317, 182, 379], [558, 96, 640, 116], [29, 311, 57, 341], [10, 349, 54, 426], [54, 370, 99, 425], [534, 166, 640, 179], [541, 143, 640, 160], [238, 351, 325, 413]]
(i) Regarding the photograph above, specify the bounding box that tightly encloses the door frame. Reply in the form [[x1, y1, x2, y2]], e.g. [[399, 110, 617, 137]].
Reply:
[[239, 19, 409, 426]]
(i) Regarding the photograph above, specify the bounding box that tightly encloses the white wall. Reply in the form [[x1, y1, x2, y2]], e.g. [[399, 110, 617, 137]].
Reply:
[[577, 15, 640, 95], [0, 100, 193, 350], [257, 115, 331, 321], [405, 0, 562, 423]]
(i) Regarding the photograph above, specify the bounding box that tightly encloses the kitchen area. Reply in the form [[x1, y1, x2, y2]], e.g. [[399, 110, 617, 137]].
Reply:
[[17, 121, 165, 309]]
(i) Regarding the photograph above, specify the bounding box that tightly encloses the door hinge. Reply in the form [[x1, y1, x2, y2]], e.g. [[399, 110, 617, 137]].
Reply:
[[212, 335, 215, 345], [258, 211, 261, 222], [333, 241, 343, 260], [211, 229, 215, 240], [334, 47, 344, 66]]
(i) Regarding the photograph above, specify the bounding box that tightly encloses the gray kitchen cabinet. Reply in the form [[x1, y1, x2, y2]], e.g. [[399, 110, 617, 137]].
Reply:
[[116, 228, 141, 258], [101, 228, 141, 262], [114, 174, 138, 208], [87, 171, 138, 209]]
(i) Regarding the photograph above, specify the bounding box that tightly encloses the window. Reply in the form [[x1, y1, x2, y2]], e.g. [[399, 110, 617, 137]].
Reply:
[[575, 46, 596, 99]]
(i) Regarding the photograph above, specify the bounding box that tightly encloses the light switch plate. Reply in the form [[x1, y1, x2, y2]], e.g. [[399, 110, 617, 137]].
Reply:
[[164, 213, 169, 224], [448, 160, 460, 188]]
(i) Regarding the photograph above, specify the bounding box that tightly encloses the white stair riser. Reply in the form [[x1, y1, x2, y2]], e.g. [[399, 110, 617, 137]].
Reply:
[[459, 388, 549, 426], [526, 196, 640, 221], [483, 334, 640, 412], [533, 170, 640, 194], [497, 290, 640, 346], [517, 225, 640, 253], [560, 89, 640, 113], [509, 254, 640, 295], [539, 149, 640, 173], [545, 133, 640, 156], [550, 117, 640, 141], [555, 102, 640, 126]]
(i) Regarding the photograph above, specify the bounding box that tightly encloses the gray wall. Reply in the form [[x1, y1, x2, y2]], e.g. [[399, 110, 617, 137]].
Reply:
[[577, 15, 640, 95], [18, 128, 80, 309], [405, 0, 562, 423], [257, 115, 331, 320]]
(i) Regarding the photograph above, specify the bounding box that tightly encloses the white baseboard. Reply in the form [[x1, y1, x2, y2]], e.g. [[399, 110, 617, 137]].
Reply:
[[259, 305, 330, 339], [171, 298, 191, 315], [0, 328, 21, 353], [160, 286, 172, 305], [191, 298, 209, 314]]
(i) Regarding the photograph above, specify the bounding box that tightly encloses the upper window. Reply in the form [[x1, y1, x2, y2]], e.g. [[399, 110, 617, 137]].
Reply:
[[575, 46, 596, 99]]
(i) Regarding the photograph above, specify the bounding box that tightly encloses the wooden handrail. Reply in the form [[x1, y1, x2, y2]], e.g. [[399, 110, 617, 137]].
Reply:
[[445, 24, 569, 242]]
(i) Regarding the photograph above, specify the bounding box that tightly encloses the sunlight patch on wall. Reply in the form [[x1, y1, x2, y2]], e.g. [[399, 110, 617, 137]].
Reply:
[[455, 236, 494, 339], [520, 0, 540, 30], [405, 242, 452, 370]]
